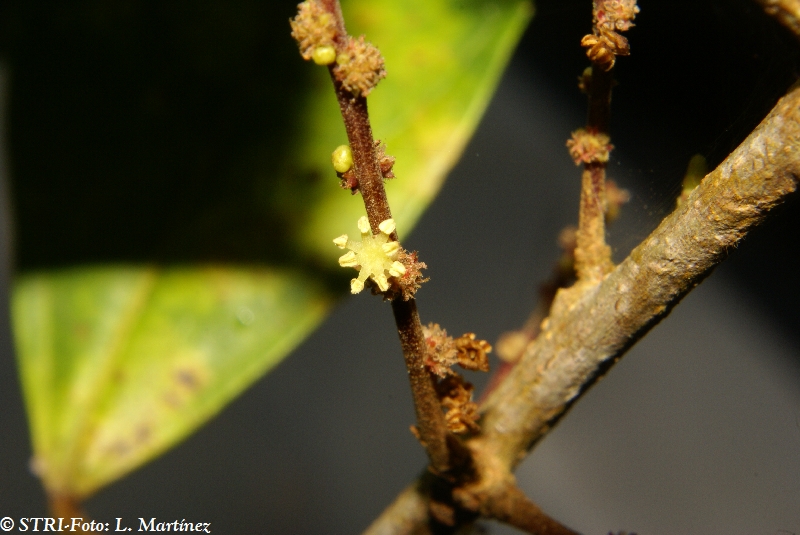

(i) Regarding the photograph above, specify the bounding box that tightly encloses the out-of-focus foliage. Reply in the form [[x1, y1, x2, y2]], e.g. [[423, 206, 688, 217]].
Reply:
[[14, 266, 329, 497]]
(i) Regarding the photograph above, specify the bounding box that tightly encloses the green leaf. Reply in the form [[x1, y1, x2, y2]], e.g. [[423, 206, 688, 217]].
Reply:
[[13, 266, 331, 498], [296, 0, 535, 258], [9, 0, 533, 500]]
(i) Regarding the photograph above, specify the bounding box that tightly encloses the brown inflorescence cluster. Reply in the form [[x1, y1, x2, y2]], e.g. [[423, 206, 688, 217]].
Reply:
[[566, 128, 613, 165], [422, 324, 492, 377], [580, 0, 639, 70], [333, 35, 387, 96], [422, 323, 458, 377], [289, 1, 338, 62], [291, 1, 386, 96], [421, 323, 492, 434], [454, 334, 491, 372], [435, 375, 480, 434]]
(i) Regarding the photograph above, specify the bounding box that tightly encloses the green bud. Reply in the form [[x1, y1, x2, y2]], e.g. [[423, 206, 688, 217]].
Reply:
[[331, 145, 354, 174], [311, 45, 336, 66]]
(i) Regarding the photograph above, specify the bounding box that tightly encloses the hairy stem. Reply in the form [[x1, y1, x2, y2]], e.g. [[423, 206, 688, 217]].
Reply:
[[321, 0, 452, 474], [330, 82, 395, 231], [586, 66, 613, 133], [392, 298, 452, 473]]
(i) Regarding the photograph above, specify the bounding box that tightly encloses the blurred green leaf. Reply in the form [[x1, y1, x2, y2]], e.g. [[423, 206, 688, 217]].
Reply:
[[14, 266, 331, 498], [9, 0, 532, 500], [297, 0, 534, 257]]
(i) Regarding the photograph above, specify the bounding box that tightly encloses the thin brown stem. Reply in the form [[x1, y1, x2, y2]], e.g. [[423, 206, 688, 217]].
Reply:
[[585, 66, 613, 133], [320, 0, 452, 474], [573, 0, 635, 280], [392, 298, 453, 473], [330, 78, 395, 234]]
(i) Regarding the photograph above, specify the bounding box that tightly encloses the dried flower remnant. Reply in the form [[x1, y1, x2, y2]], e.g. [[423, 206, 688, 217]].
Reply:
[[339, 168, 359, 193], [290, 1, 338, 62], [435, 375, 480, 434], [374, 141, 396, 179], [581, 0, 640, 70], [428, 501, 457, 527], [334, 216, 406, 294], [567, 128, 613, 165], [454, 333, 491, 372], [422, 324, 492, 376], [422, 323, 458, 377], [333, 35, 386, 96], [595, 0, 640, 32], [581, 31, 629, 71]]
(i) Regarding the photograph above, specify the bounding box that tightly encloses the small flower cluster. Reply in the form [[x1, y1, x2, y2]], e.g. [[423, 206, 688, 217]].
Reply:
[[581, 0, 639, 70], [290, 1, 338, 63], [333, 35, 387, 97], [334, 215, 428, 299], [334, 216, 405, 294], [291, 1, 386, 96], [567, 128, 613, 165]]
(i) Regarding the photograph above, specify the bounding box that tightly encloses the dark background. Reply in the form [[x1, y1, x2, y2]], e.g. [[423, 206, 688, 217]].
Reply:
[[1, 0, 800, 533]]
